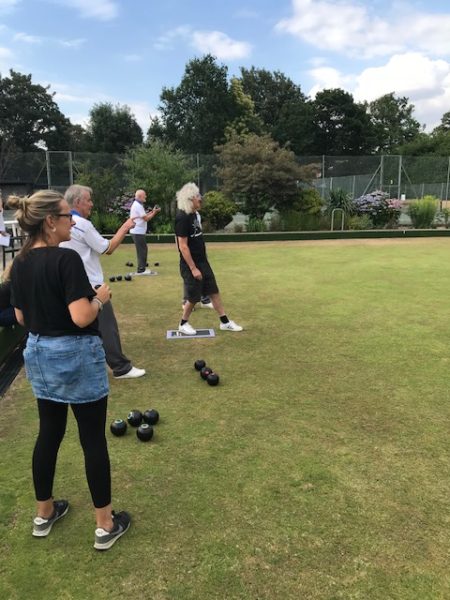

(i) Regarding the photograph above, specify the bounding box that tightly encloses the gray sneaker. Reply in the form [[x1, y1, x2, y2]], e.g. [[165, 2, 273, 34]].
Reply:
[[32, 499, 69, 537], [94, 510, 131, 551]]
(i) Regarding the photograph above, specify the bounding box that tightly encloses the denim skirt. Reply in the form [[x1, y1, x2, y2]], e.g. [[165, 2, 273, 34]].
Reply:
[[24, 333, 109, 404]]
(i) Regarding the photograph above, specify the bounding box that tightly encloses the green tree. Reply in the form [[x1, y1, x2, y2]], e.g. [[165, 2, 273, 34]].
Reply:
[[239, 67, 313, 153], [75, 160, 125, 211], [85, 102, 143, 153], [369, 93, 422, 153], [201, 190, 237, 230], [435, 111, 450, 134], [124, 141, 196, 219], [148, 54, 237, 154], [224, 78, 264, 138], [215, 133, 308, 219], [311, 89, 375, 155], [0, 69, 72, 152]]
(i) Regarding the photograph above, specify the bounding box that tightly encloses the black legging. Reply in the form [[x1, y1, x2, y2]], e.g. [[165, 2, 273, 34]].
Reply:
[[33, 396, 111, 508]]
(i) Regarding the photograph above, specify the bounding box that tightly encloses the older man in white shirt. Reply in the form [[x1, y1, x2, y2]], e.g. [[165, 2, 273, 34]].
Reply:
[[129, 189, 160, 274], [61, 184, 145, 379]]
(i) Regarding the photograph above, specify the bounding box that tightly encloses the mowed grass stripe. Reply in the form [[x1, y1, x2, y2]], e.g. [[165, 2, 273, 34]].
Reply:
[[1, 239, 450, 599]]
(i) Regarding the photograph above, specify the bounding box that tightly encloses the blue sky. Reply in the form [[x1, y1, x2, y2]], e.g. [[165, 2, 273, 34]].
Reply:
[[1, 0, 450, 135]]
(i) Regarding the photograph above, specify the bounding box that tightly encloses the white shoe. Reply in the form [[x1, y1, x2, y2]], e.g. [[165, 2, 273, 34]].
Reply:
[[220, 320, 243, 332], [200, 301, 214, 309], [114, 366, 146, 379], [178, 322, 197, 335]]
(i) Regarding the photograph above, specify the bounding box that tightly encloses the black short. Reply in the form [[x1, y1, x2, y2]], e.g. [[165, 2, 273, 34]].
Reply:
[[180, 260, 219, 303]]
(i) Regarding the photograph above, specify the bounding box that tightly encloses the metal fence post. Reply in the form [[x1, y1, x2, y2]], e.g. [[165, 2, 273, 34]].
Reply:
[[46, 151, 51, 189], [446, 156, 450, 202]]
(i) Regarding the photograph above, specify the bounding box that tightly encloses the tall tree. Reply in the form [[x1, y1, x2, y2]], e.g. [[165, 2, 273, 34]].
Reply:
[[239, 67, 313, 153], [369, 93, 422, 153], [148, 54, 236, 155], [311, 89, 375, 155], [224, 77, 264, 138], [432, 111, 450, 136], [85, 102, 143, 153], [0, 69, 71, 152], [215, 133, 308, 219], [124, 140, 196, 218]]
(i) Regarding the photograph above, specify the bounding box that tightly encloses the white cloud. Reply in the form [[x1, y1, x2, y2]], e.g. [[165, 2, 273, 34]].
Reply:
[[52, 0, 118, 21], [153, 26, 192, 51], [308, 66, 355, 98], [13, 32, 43, 44], [0, 0, 20, 13], [0, 45, 13, 70], [154, 26, 251, 60], [123, 53, 142, 62], [276, 0, 450, 59], [49, 81, 109, 106], [59, 38, 86, 48], [308, 52, 450, 131], [126, 101, 158, 133], [354, 53, 450, 103], [48, 80, 156, 133], [191, 30, 251, 60]]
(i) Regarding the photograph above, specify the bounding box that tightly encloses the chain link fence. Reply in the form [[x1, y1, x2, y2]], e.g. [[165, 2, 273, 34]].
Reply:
[[1, 151, 450, 207]]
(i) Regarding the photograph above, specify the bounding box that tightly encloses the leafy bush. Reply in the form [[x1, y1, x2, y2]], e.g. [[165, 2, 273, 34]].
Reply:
[[201, 191, 237, 231], [90, 211, 122, 234], [353, 190, 401, 228], [271, 210, 330, 231], [152, 219, 174, 234], [292, 187, 323, 215], [247, 217, 267, 232], [407, 195, 438, 228], [347, 215, 373, 230], [326, 188, 354, 215], [436, 207, 450, 228]]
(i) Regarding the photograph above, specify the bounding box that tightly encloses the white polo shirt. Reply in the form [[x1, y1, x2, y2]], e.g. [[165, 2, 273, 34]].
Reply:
[[60, 213, 109, 286], [129, 200, 147, 235]]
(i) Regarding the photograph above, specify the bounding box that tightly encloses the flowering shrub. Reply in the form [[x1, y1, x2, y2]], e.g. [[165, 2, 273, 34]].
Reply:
[[353, 190, 401, 228], [104, 194, 134, 221], [407, 196, 438, 228]]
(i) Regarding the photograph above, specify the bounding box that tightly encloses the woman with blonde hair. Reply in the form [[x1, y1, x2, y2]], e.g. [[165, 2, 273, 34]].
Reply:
[[8, 189, 130, 551]]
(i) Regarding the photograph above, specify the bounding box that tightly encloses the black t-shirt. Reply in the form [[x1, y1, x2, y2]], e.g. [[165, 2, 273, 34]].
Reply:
[[10, 246, 99, 336], [175, 210, 207, 263], [0, 280, 11, 310]]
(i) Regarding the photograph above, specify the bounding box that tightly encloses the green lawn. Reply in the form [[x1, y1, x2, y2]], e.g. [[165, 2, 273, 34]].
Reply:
[[2, 238, 450, 599]]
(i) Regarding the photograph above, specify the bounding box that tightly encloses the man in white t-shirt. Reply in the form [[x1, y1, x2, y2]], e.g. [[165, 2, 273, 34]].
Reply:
[[129, 190, 160, 273], [61, 184, 146, 379]]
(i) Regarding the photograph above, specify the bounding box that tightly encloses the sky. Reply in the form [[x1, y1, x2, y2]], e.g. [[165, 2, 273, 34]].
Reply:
[[1, 0, 450, 135]]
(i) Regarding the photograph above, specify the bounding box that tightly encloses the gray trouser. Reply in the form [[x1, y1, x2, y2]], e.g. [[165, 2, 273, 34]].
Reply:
[[131, 234, 148, 271], [97, 301, 132, 377]]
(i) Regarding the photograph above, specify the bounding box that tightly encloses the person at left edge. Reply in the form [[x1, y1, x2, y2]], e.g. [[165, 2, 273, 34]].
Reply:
[[61, 184, 145, 379]]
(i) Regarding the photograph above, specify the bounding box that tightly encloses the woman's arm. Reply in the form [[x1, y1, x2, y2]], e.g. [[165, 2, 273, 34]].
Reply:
[[68, 284, 111, 328], [14, 308, 24, 326]]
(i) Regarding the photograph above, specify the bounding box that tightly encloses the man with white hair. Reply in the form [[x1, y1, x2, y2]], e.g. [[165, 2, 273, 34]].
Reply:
[[62, 185, 146, 379], [129, 189, 160, 274], [175, 182, 243, 335]]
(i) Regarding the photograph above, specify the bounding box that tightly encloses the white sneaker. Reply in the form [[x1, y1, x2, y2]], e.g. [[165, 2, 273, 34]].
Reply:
[[178, 322, 197, 335], [220, 320, 243, 332], [200, 301, 214, 309], [114, 366, 146, 379]]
